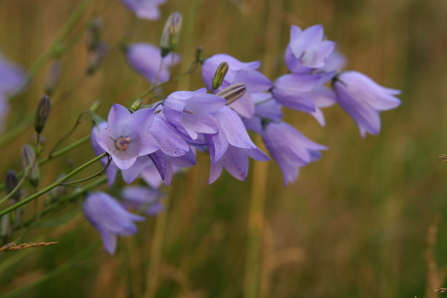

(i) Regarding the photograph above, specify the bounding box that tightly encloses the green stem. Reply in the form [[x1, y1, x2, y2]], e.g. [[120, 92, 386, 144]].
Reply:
[[60, 157, 110, 186], [0, 158, 36, 206], [254, 97, 274, 106], [0, 153, 106, 217], [0, 135, 91, 193], [22, 175, 107, 230], [45, 134, 91, 161], [48, 112, 92, 157], [0, 242, 100, 298], [138, 58, 199, 101]]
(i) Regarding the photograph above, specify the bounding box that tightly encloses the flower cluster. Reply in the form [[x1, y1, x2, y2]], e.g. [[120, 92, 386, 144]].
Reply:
[[84, 19, 401, 254]]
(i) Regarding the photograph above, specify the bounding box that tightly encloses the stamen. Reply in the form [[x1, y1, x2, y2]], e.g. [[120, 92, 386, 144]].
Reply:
[[115, 137, 130, 151]]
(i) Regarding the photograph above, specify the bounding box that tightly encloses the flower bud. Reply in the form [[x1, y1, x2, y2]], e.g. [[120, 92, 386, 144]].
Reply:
[[195, 46, 203, 62], [160, 12, 182, 57], [1, 215, 11, 243], [21, 145, 40, 188], [89, 100, 101, 113], [130, 99, 143, 111], [44, 61, 61, 96], [86, 42, 108, 75], [5, 171, 20, 203], [86, 16, 102, 51], [216, 83, 246, 105], [35, 95, 51, 134], [211, 62, 229, 90]]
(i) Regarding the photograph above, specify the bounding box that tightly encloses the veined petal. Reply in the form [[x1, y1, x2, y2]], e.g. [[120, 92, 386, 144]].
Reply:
[[233, 67, 272, 93], [205, 132, 229, 163], [221, 146, 249, 181], [214, 106, 256, 149], [107, 104, 131, 138], [149, 116, 189, 156], [208, 158, 223, 184], [122, 156, 152, 183], [111, 155, 137, 170]]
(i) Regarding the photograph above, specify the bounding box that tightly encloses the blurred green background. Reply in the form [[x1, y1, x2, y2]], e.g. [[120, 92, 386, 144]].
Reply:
[[1, 0, 447, 297]]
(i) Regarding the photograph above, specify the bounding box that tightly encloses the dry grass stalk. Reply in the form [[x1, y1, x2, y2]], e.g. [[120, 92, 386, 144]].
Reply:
[[0, 241, 58, 252]]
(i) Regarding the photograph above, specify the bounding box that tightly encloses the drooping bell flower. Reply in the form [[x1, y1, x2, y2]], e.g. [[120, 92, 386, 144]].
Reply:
[[126, 43, 180, 84], [0, 53, 26, 96], [284, 24, 335, 73], [148, 114, 190, 157], [243, 92, 283, 134], [204, 106, 269, 183], [95, 104, 159, 170], [262, 121, 328, 186], [271, 73, 321, 113], [121, 0, 167, 20], [121, 186, 165, 216], [333, 71, 401, 137], [0, 53, 27, 133], [162, 88, 226, 140], [83, 192, 145, 254]]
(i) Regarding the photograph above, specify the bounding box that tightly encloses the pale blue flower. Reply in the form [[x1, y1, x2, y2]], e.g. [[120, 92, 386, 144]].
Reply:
[[284, 24, 335, 73], [126, 43, 180, 84], [333, 71, 401, 137], [83, 192, 144, 254], [262, 122, 328, 186], [121, 186, 165, 216], [96, 104, 159, 170], [121, 0, 167, 20]]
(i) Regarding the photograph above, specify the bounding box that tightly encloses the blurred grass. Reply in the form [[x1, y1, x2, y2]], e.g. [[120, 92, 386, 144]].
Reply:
[[0, 0, 447, 297]]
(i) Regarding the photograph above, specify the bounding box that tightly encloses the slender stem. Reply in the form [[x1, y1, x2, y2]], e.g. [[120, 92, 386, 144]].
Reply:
[[254, 96, 274, 106], [0, 158, 36, 206], [0, 242, 100, 298], [44, 135, 91, 162], [138, 58, 199, 102], [48, 112, 91, 157], [0, 135, 91, 193], [0, 153, 106, 217], [60, 157, 110, 186], [21, 175, 107, 230], [152, 57, 165, 87]]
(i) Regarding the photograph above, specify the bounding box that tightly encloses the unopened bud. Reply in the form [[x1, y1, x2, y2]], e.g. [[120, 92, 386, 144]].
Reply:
[[44, 61, 61, 96], [86, 16, 103, 51], [216, 83, 246, 105], [160, 12, 182, 57], [212, 62, 229, 90], [35, 95, 51, 134], [131, 99, 143, 111], [21, 145, 40, 188], [89, 100, 101, 113], [196, 46, 203, 62], [86, 42, 108, 75], [1, 215, 11, 242], [5, 171, 20, 203]]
